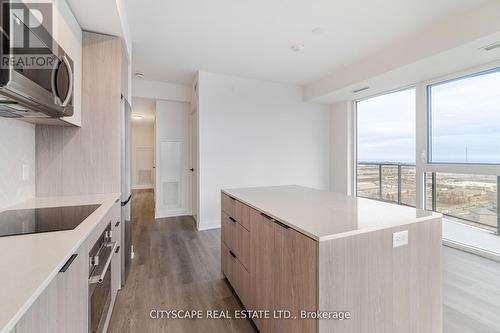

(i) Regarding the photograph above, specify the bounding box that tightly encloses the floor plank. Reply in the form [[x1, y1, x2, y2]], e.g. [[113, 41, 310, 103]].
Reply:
[[109, 189, 500, 332]]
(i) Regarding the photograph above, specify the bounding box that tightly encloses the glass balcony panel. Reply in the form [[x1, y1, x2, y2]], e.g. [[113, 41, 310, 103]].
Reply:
[[357, 164, 380, 199]]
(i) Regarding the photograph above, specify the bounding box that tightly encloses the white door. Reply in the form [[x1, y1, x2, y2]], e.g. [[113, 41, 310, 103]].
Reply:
[[190, 108, 198, 223], [155, 100, 190, 218]]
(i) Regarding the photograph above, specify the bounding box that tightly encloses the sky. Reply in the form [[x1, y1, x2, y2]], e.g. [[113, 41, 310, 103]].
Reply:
[[357, 70, 500, 164]]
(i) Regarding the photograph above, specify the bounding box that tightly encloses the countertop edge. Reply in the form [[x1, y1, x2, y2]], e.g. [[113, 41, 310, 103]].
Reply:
[[222, 188, 443, 242], [0, 193, 121, 333]]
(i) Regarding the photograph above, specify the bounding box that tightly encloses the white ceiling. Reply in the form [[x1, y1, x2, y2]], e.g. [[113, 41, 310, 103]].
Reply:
[[131, 97, 155, 125], [124, 0, 489, 86]]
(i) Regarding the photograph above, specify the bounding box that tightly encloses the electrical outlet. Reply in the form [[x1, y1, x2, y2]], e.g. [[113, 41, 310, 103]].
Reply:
[[393, 230, 409, 248], [22, 164, 30, 181]]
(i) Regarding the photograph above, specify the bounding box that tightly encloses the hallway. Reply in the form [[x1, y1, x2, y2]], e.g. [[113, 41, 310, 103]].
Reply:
[[109, 190, 500, 333], [108, 190, 256, 332]]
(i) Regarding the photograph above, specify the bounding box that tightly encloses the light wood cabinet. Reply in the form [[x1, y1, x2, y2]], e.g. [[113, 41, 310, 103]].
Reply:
[[222, 188, 442, 333], [222, 192, 318, 333], [273, 222, 317, 333], [15, 244, 87, 333], [249, 209, 275, 332]]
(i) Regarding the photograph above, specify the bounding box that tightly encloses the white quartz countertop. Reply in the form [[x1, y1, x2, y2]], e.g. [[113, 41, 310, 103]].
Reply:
[[0, 193, 121, 333], [223, 186, 441, 241]]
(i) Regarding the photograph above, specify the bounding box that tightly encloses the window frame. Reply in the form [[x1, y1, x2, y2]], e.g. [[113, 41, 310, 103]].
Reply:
[[352, 61, 500, 234], [426, 65, 500, 166]]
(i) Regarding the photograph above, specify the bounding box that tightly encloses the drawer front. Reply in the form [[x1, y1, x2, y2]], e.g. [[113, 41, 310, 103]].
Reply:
[[233, 221, 250, 270], [232, 254, 250, 307], [221, 212, 234, 250], [221, 193, 234, 216], [221, 243, 232, 282], [233, 200, 250, 230], [222, 243, 250, 308]]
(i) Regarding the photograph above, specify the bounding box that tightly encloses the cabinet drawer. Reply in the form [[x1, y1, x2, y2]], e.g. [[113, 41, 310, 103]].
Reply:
[[221, 212, 250, 271], [233, 200, 250, 230], [221, 243, 250, 308], [221, 193, 234, 216], [221, 212, 234, 250], [233, 221, 250, 270], [222, 193, 250, 230]]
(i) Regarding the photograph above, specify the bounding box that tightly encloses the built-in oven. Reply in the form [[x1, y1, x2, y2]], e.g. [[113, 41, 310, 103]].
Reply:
[[88, 224, 117, 333]]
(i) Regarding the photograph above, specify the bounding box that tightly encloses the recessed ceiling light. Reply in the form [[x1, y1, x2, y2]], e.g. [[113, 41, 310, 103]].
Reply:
[[291, 44, 304, 52], [312, 27, 325, 35], [132, 114, 144, 120], [481, 41, 500, 51], [134, 72, 145, 79], [352, 87, 370, 93]]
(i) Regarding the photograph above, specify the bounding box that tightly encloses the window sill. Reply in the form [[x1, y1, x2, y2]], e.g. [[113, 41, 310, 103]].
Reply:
[[443, 219, 500, 262]]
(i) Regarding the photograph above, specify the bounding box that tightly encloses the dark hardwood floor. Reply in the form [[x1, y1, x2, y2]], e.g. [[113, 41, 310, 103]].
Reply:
[[108, 189, 256, 333], [109, 189, 500, 333]]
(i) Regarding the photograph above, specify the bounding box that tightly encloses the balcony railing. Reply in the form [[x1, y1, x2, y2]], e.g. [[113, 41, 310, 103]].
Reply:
[[357, 162, 499, 234], [357, 162, 417, 207]]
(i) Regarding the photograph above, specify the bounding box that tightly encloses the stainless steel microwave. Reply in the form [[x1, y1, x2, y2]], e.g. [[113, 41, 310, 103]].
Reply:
[[0, 0, 74, 119]]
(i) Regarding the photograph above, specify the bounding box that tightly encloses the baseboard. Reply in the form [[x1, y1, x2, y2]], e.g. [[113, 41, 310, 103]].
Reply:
[[197, 220, 221, 231], [155, 209, 189, 219]]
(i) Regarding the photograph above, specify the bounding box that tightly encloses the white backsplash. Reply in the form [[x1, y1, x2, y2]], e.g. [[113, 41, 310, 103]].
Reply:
[[0, 118, 35, 210]]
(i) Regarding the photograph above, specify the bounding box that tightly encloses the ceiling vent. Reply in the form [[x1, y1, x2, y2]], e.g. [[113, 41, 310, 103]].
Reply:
[[481, 41, 500, 51], [352, 87, 370, 93]]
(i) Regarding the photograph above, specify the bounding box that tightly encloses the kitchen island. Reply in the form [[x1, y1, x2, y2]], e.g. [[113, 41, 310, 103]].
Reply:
[[221, 185, 442, 333]]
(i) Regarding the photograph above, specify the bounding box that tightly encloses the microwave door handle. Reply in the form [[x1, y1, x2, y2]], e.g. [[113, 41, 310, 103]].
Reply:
[[60, 55, 73, 107], [51, 55, 73, 107], [50, 56, 60, 105]]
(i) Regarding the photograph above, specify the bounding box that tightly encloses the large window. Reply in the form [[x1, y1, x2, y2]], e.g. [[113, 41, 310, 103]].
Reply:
[[356, 88, 416, 206], [428, 68, 500, 164], [355, 69, 500, 234]]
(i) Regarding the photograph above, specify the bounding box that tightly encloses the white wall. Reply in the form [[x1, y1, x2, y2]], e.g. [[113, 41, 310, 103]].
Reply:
[[330, 102, 353, 195], [133, 79, 191, 103], [0, 119, 35, 210], [131, 124, 155, 189], [197, 72, 330, 230]]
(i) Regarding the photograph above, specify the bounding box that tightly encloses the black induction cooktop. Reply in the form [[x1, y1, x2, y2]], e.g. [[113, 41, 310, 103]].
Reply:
[[0, 204, 101, 237]]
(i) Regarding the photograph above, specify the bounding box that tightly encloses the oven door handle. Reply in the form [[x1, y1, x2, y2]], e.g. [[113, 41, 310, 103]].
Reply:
[[88, 242, 117, 284]]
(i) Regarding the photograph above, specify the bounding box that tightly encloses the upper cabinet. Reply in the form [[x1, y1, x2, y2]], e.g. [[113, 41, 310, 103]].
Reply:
[[51, 0, 82, 127]]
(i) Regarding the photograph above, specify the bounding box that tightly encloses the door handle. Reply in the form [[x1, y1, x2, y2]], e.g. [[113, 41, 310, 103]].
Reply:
[[59, 254, 78, 273], [274, 220, 290, 229], [189, 168, 194, 172], [229, 217, 237, 223], [260, 212, 273, 220], [229, 250, 236, 258]]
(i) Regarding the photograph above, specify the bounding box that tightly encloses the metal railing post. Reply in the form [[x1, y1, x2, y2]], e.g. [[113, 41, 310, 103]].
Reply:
[[379, 164, 383, 200], [497, 176, 500, 235], [397, 164, 402, 205], [431, 172, 437, 211]]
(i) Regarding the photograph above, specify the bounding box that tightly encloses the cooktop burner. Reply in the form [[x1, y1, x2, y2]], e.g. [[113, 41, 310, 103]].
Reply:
[[0, 204, 101, 237]]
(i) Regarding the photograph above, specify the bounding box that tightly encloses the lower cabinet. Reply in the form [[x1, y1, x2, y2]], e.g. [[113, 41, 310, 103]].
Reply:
[[15, 244, 87, 333], [14, 201, 122, 333], [222, 193, 318, 333]]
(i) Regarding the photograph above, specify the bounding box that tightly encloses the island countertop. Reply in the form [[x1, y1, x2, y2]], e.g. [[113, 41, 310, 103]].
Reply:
[[222, 185, 441, 241], [0, 193, 121, 333]]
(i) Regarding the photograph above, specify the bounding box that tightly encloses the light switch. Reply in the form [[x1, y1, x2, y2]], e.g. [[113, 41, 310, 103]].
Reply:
[[22, 164, 30, 181], [393, 230, 409, 248]]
